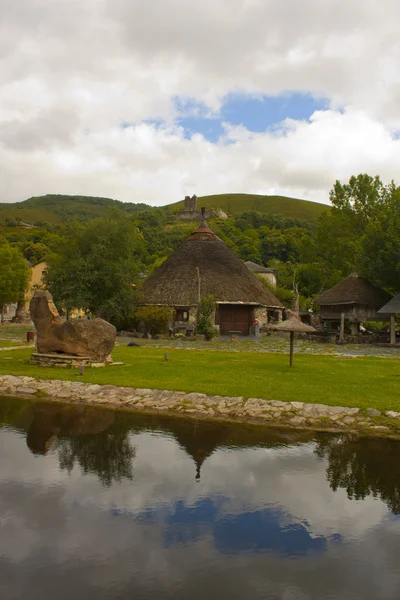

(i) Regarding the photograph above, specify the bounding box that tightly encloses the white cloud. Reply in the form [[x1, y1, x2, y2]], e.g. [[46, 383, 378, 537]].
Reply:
[[1, 0, 400, 204], [1, 425, 399, 600]]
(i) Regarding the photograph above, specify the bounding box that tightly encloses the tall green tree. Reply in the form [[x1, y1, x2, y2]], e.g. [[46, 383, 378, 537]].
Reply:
[[358, 186, 400, 292], [316, 174, 398, 281], [0, 242, 29, 321], [45, 212, 144, 326]]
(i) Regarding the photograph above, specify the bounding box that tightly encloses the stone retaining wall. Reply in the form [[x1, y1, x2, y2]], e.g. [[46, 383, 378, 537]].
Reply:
[[0, 375, 399, 436]]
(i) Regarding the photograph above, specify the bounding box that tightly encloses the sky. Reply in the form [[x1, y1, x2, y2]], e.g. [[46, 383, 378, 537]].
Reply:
[[1, 0, 400, 206]]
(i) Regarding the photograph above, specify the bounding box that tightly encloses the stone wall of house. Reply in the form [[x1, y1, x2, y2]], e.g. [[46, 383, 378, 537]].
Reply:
[[257, 272, 277, 288], [24, 261, 48, 310], [254, 307, 269, 327], [254, 307, 283, 326], [172, 306, 198, 334]]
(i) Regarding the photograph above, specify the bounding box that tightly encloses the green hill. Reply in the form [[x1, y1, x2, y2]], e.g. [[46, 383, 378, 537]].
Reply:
[[0, 192, 329, 227], [0, 194, 148, 225], [171, 193, 328, 224]]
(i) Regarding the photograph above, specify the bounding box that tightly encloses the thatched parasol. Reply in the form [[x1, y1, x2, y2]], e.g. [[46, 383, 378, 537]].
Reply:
[[269, 312, 315, 367]]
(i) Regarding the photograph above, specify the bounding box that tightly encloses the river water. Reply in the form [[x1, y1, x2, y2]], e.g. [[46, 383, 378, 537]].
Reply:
[[1, 397, 400, 600]]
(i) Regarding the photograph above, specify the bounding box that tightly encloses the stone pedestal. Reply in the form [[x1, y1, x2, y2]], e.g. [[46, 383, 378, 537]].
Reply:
[[229, 331, 241, 342], [30, 353, 107, 368]]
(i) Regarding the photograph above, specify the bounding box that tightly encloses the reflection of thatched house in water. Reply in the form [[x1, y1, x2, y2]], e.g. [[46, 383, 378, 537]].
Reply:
[[140, 213, 283, 335], [121, 412, 315, 481], [316, 272, 391, 334]]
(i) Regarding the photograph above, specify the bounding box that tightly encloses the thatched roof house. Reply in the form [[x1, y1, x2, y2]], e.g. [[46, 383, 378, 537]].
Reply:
[[244, 261, 277, 288], [316, 272, 391, 331], [140, 216, 283, 335]]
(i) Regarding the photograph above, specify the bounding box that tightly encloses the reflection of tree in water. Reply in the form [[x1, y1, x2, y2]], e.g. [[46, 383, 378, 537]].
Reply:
[[22, 401, 135, 487], [56, 431, 135, 487], [315, 434, 400, 514]]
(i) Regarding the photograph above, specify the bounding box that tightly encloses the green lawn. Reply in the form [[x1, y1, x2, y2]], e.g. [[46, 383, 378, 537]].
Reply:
[[1, 347, 400, 412], [0, 325, 31, 341], [0, 340, 29, 348]]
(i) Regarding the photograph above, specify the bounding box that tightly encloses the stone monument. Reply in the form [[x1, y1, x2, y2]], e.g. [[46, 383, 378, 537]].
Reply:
[[29, 290, 116, 366]]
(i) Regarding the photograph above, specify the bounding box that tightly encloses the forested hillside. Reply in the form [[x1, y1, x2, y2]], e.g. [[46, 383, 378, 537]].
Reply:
[[0, 194, 149, 226], [1, 175, 399, 329]]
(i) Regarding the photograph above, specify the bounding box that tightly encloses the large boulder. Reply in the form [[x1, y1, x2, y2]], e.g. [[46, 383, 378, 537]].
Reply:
[[29, 290, 116, 361]]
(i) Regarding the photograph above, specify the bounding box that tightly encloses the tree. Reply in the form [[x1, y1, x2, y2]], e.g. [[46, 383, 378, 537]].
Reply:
[[56, 431, 135, 487], [45, 212, 144, 324], [23, 242, 49, 264], [329, 174, 391, 225], [0, 242, 29, 321], [358, 187, 400, 292], [316, 174, 399, 284]]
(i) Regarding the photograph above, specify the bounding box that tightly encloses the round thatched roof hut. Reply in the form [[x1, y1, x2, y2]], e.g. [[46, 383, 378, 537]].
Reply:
[[140, 216, 283, 335]]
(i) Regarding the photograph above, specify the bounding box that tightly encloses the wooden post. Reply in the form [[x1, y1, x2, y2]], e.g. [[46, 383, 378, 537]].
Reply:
[[196, 267, 201, 304], [339, 312, 345, 344], [390, 313, 396, 345], [289, 331, 294, 367]]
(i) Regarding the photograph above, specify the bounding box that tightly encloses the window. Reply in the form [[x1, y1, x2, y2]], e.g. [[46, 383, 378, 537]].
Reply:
[[175, 309, 189, 322]]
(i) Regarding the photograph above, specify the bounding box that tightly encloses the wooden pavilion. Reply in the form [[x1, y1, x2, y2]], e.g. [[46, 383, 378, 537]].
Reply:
[[378, 293, 400, 345], [316, 272, 391, 336]]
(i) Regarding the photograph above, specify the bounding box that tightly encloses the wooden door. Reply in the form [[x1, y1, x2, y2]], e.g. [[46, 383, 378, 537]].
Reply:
[[219, 305, 251, 336]]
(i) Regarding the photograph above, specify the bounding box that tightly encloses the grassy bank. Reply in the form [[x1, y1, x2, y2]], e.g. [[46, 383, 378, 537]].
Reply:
[[1, 347, 400, 412]]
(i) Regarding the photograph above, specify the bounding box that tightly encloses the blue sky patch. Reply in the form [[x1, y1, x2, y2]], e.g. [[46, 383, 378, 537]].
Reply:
[[175, 92, 328, 142], [161, 497, 335, 556]]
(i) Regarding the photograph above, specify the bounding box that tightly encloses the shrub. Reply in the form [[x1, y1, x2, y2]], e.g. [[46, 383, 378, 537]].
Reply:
[[196, 295, 218, 340], [135, 305, 172, 335]]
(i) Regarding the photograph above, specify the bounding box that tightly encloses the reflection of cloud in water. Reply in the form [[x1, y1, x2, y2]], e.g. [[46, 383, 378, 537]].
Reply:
[[1, 400, 400, 599]]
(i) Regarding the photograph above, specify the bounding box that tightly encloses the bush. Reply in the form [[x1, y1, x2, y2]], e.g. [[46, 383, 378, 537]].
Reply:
[[135, 305, 172, 335], [196, 295, 218, 340], [363, 321, 390, 332]]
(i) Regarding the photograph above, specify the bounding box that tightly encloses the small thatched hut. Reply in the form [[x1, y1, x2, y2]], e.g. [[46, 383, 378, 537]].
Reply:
[[316, 272, 391, 334], [140, 215, 283, 336]]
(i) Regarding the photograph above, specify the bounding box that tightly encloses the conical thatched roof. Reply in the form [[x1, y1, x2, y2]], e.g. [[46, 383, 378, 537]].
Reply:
[[140, 221, 283, 308], [316, 273, 391, 307], [270, 313, 316, 333], [378, 293, 400, 314]]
